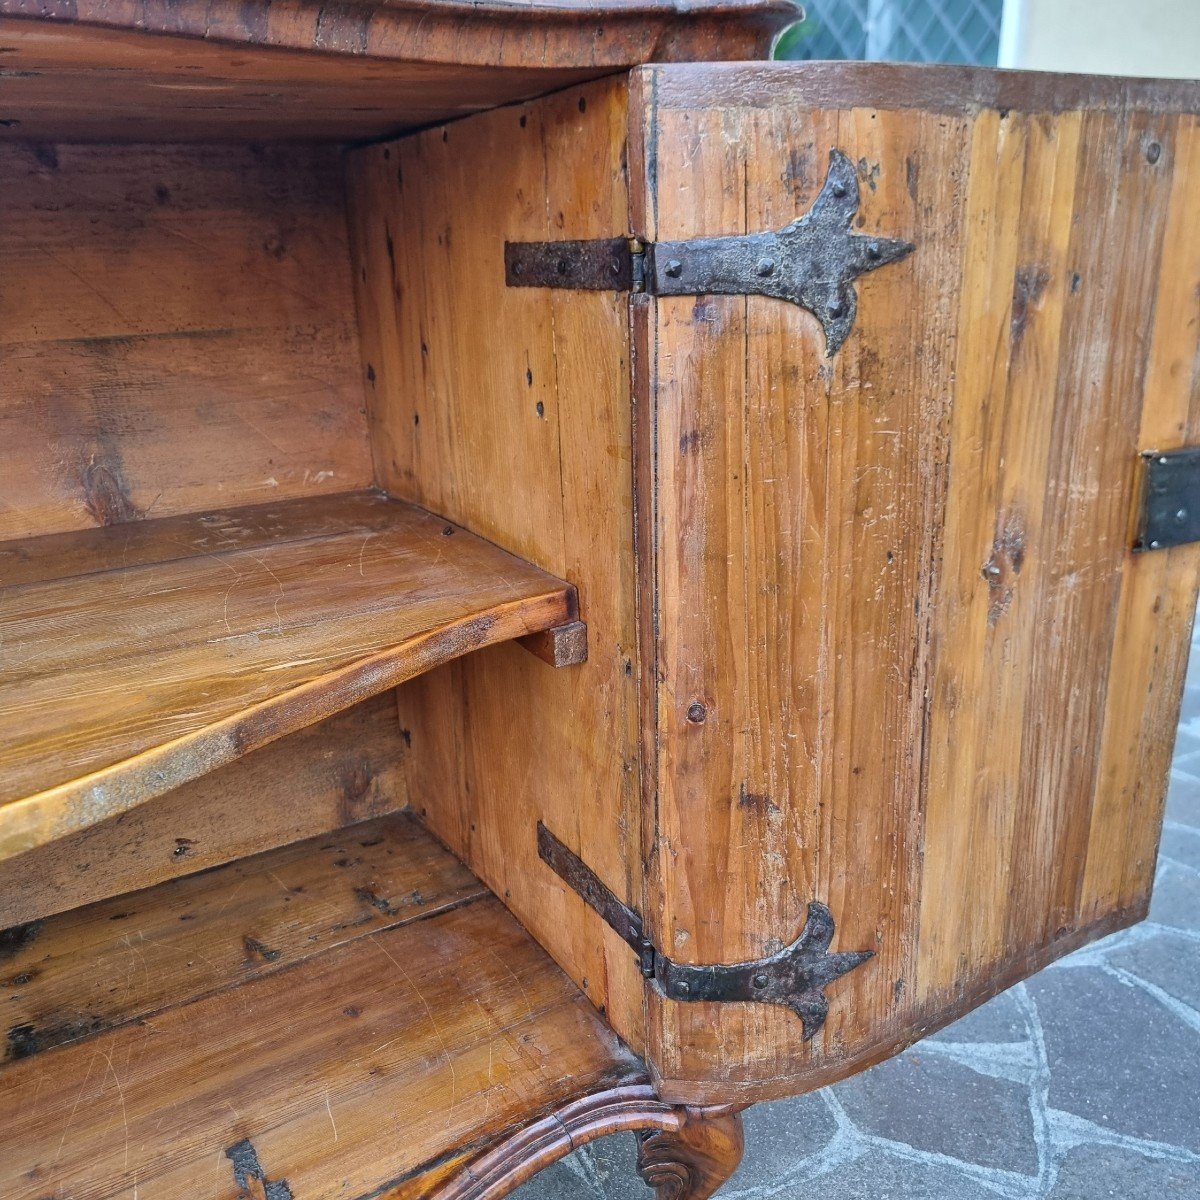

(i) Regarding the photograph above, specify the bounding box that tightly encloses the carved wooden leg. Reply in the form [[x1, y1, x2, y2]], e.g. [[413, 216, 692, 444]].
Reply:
[[635, 1107, 745, 1200]]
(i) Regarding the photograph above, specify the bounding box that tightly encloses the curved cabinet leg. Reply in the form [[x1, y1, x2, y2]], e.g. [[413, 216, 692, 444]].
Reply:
[[431, 1086, 745, 1200], [636, 1107, 745, 1200]]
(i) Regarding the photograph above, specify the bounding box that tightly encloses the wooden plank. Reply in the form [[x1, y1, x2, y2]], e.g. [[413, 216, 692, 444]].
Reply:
[[0, 491, 576, 858], [0, 19, 603, 143], [0, 3, 791, 143], [0, 693, 409, 928], [0, 1, 790, 73], [346, 76, 648, 1060], [0, 814, 648, 1200], [0, 812, 485, 1061], [631, 63, 1200, 1103], [634, 71, 968, 1100], [0, 142, 372, 540], [0, 491, 416, 590], [1079, 113, 1200, 922]]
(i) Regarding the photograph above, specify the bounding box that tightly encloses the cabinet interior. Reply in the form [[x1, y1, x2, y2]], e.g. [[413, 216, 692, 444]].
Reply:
[[0, 32, 644, 1197]]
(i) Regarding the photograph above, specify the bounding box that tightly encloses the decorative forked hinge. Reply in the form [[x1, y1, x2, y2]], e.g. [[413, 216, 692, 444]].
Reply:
[[537, 823, 873, 1040], [505, 150, 915, 356]]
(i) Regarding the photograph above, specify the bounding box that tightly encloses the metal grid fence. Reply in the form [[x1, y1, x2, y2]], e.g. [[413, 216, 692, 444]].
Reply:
[[777, 0, 1002, 65]]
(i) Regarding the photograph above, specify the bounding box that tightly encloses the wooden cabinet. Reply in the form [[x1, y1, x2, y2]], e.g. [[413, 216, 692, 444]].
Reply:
[[1, 5, 1197, 1197]]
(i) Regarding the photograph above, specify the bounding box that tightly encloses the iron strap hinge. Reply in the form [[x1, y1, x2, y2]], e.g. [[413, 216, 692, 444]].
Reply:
[[504, 150, 915, 357], [536, 822, 873, 1041], [1135, 448, 1200, 551]]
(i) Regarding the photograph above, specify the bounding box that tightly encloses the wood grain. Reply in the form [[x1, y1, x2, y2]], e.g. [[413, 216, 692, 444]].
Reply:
[[0, 2, 792, 141], [635, 1108, 746, 1200], [0, 693, 409, 929], [0, 1, 793, 68], [346, 77, 647, 1059], [0, 142, 372, 540], [628, 64, 1200, 1102], [0, 812, 485, 1061], [0, 491, 575, 859], [0, 813, 648, 1200], [0, 19, 599, 143]]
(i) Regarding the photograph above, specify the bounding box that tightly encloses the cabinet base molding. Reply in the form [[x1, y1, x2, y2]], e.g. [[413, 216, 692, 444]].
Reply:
[[432, 1086, 745, 1200]]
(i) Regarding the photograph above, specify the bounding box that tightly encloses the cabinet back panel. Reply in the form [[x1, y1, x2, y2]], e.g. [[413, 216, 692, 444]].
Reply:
[[0, 142, 372, 540]]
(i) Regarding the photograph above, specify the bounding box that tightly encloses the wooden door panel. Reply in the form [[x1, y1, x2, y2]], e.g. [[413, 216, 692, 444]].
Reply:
[[632, 64, 1200, 1102]]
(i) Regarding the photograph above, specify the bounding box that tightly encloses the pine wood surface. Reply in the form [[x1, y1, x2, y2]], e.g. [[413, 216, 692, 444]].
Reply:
[[0, 1, 793, 68], [0, 813, 648, 1199], [0, 491, 576, 861], [0, 142, 372, 540], [0, 1, 793, 141], [346, 76, 648, 1060], [628, 64, 1200, 1101], [0, 693, 408, 929]]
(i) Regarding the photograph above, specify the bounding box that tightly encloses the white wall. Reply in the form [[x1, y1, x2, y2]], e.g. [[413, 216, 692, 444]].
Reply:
[[999, 0, 1200, 76]]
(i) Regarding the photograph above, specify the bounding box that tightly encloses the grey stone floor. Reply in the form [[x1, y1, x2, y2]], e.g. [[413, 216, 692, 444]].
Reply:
[[514, 635, 1200, 1199]]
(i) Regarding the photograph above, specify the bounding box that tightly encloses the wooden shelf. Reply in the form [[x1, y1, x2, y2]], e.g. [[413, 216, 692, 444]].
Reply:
[[0, 490, 578, 860], [0, 812, 647, 1199]]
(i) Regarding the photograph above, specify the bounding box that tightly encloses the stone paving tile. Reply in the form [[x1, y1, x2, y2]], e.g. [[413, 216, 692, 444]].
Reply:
[[1107, 930, 1200, 1012], [834, 1053, 1040, 1173], [1161, 820, 1200, 871], [927, 988, 1027, 1044], [1027, 966, 1200, 1154], [738, 1148, 1010, 1200], [1046, 1144, 1200, 1200], [512, 621, 1200, 1200], [1167, 774, 1200, 828], [728, 1093, 839, 1189], [1148, 858, 1200, 932]]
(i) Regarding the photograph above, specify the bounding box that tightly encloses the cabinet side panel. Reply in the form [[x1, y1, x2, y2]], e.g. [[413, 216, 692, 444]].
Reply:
[[1078, 116, 1200, 925], [635, 67, 1200, 1102], [344, 77, 646, 1053]]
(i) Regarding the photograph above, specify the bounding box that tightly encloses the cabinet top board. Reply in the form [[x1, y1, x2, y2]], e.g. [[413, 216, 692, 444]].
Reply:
[[0, 0, 798, 67], [0, 0, 799, 141]]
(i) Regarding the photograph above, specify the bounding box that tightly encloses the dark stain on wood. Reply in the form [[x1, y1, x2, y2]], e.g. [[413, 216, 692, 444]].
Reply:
[[1010, 265, 1051, 351], [354, 885, 398, 916], [341, 760, 376, 806], [225, 1138, 295, 1200], [737, 784, 780, 814], [7, 1011, 106, 1061], [79, 454, 141, 527], [0, 920, 42, 962], [242, 936, 283, 963], [983, 515, 1028, 628], [906, 154, 920, 202]]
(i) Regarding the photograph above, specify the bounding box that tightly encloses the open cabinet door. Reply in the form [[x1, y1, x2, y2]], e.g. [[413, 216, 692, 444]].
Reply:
[[630, 63, 1200, 1103]]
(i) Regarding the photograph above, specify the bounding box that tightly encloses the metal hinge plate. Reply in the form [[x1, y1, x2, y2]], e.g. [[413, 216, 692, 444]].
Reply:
[[537, 823, 873, 1040], [505, 150, 914, 356], [1135, 448, 1200, 551]]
